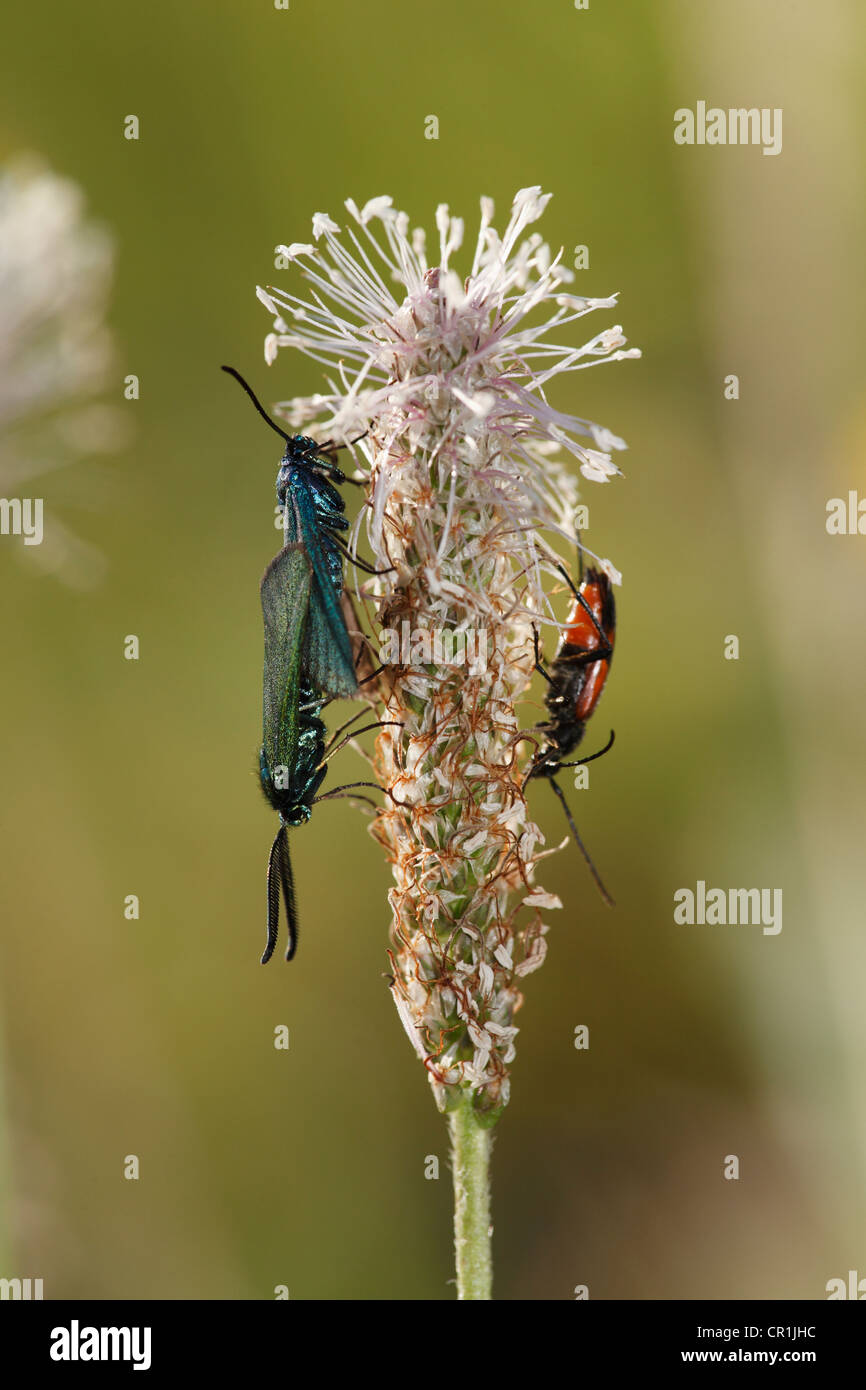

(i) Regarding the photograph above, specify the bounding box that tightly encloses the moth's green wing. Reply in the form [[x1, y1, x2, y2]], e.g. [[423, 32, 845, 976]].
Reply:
[[261, 544, 313, 773]]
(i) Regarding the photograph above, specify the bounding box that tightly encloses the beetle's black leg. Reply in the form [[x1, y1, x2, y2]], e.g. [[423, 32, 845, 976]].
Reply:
[[560, 729, 616, 768]]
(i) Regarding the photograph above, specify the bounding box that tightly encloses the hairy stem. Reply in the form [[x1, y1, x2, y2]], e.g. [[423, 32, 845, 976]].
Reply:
[[449, 1095, 493, 1299]]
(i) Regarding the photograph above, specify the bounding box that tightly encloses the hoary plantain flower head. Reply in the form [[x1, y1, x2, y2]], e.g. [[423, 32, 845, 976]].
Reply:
[[259, 188, 639, 1117]]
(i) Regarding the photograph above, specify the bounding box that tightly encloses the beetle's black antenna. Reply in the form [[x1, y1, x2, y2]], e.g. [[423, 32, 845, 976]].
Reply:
[[222, 365, 293, 445], [548, 778, 614, 907]]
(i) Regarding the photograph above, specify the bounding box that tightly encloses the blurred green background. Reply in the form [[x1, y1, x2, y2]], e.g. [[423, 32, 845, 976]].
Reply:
[[0, 0, 864, 1299]]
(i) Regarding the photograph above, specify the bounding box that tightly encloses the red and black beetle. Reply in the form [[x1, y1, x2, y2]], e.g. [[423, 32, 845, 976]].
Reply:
[[525, 564, 616, 904]]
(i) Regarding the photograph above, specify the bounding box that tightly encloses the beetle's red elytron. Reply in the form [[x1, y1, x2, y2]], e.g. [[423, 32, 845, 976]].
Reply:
[[525, 564, 616, 905]]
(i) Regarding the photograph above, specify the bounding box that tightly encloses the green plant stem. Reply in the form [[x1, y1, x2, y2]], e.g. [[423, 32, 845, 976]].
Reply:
[[448, 1095, 493, 1299]]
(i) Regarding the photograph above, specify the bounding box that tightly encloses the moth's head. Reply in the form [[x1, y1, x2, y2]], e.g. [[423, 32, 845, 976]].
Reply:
[[282, 434, 346, 484], [259, 754, 315, 824], [222, 366, 352, 491]]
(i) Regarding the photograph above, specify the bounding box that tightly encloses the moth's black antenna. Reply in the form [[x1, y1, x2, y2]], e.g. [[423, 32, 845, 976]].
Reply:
[[276, 827, 298, 962], [262, 826, 283, 963], [263, 824, 298, 963], [222, 365, 293, 445]]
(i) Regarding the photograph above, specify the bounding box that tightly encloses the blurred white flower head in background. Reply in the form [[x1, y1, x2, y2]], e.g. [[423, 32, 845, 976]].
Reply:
[[0, 159, 123, 587]]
